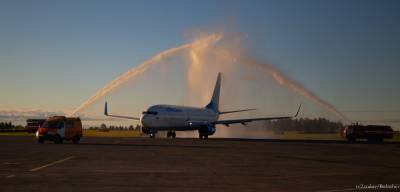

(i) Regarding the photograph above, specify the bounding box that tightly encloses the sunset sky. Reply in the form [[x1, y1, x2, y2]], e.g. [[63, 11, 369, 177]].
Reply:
[[1, 0, 399, 128]]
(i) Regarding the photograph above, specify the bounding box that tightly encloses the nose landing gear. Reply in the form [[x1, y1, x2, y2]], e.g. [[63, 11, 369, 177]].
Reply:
[[199, 133, 208, 140]]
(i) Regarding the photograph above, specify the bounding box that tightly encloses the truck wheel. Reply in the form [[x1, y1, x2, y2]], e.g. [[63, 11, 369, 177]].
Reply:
[[38, 137, 44, 144], [54, 135, 63, 144], [72, 135, 80, 144], [347, 137, 356, 143], [199, 133, 208, 140], [368, 138, 384, 143]]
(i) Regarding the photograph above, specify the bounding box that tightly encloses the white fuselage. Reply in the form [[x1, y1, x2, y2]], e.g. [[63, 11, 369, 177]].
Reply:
[[140, 104, 218, 131]]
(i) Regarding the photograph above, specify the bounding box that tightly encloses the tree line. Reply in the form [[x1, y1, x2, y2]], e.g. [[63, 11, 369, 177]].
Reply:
[[0, 122, 25, 132], [263, 118, 343, 134], [90, 118, 344, 134], [1, 118, 343, 133]]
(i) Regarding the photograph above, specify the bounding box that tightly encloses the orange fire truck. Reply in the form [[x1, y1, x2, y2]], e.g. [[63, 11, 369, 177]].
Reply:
[[36, 116, 82, 144]]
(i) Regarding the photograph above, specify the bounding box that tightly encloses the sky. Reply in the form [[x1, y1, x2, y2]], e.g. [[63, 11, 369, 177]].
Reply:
[[1, 0, 400, 127]]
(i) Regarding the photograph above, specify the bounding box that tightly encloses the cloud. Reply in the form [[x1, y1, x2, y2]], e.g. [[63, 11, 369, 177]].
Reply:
[[0, 108, 65, 119]]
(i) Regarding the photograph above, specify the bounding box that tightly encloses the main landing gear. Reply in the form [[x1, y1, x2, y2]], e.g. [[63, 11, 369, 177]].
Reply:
[[167, 131, 176, 138]]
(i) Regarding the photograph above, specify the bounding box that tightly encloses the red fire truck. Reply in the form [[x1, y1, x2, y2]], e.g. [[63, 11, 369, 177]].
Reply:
[[341, 123, 394, 143]]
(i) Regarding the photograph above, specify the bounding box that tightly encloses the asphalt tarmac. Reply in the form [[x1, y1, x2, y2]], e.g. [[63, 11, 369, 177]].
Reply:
[[1, 136, 399, 192]]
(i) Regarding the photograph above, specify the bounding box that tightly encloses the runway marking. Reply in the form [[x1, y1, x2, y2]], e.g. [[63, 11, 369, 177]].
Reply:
[[29, 156, 75, 172], [315, 188, 355, 192], [96, 170, 184, 174], [6, 174, 15, 178]]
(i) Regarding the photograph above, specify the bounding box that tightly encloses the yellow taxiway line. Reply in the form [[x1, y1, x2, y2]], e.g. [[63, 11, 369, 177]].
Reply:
[[29, 156, 75, 172]]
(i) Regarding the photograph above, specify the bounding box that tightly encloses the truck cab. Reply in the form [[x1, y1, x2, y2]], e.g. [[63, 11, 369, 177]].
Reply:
[[36, 116, 82, 144]]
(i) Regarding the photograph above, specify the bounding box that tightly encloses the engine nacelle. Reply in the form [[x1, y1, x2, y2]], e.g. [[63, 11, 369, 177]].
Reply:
[[198, 125, 216, 136], [206, 125, 216, 136]]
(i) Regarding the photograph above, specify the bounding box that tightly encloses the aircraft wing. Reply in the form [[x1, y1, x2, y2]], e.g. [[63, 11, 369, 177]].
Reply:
[[214, 116, 290, 126], [104, 102, 140, 120], [214, 105, 301, 127]]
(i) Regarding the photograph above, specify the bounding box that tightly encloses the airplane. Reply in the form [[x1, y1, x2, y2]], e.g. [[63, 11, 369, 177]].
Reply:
[[104, 72, 301, 139]]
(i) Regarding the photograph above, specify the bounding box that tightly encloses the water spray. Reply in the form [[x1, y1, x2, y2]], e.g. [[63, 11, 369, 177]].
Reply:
[[69, 32, 347, 123], [68, 34, 222, 116], [188, 40, 348, 122], [242, 58, 348, 121]]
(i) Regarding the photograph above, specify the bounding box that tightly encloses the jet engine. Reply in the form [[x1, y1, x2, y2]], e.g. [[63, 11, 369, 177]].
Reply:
[[206, 124, 216, 135]]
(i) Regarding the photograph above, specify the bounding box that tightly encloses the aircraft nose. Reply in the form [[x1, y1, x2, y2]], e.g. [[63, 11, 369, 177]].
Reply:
[[140, 114, 149, 127]]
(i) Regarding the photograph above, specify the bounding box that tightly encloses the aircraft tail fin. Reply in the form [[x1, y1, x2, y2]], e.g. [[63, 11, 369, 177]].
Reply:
[[206, 72, 221, 112]]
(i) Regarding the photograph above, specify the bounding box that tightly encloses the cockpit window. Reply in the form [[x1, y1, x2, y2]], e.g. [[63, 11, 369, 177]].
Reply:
[[142, 111, 158, 115]]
